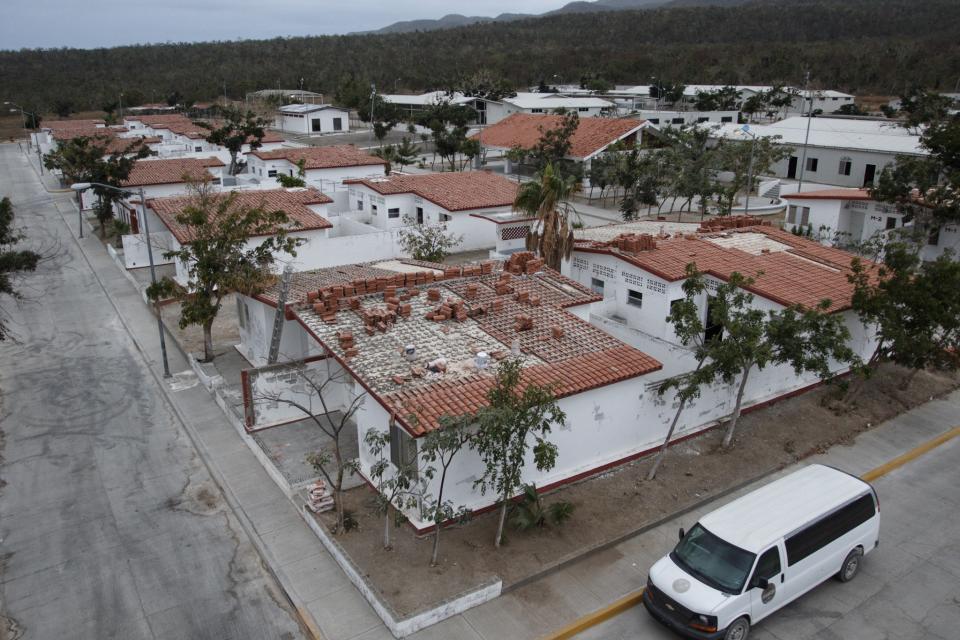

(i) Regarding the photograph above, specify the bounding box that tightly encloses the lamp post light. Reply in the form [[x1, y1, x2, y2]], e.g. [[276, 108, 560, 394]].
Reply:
[[5, 101, 43, 174], [740, 124, 758, 216], [71, 182, 171, 378]]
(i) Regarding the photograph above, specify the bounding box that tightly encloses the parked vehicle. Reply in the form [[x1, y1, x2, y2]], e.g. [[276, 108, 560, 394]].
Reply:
[[643, 464, 880, 639]]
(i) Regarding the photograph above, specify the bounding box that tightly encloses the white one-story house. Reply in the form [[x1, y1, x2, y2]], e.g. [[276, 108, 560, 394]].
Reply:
[[474, 113, 648, 184], [246, 145, 387, 188], [275, 104, 350, 135], [564, 220, 878, 449], [145, 187, 335, 283], [381, 90, 614, 126], [342, 171, 521, 251], [788, 90, 857, 115], [123, 114, 286, 159], [706, 117, 926, 188]]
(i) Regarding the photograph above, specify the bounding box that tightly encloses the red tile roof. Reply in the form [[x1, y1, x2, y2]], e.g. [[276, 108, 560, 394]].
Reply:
[[345, 171, 519, 212], [44, 119, 106, 130], [575, 225, 869, 311], [473, 113, 645, 160], [250, 145, 387, 170], [784, 188, 873, 201], [149, 188, 333, 243], [292, 256, 661, 434], [122, 157, 225, 187]]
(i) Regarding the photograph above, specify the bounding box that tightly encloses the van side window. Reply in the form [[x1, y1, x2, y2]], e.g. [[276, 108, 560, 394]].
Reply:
[[785, 494, 876, 565], [754, 547, 781, 581]]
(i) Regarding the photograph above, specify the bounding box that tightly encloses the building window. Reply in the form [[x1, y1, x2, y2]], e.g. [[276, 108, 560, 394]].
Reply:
[[805, 158, 818, 172], [194, 146, 202, 152], [389, 422, 418, 476], [590, 278, 605, 295], [929, 227, 940, 245], [356, 199, 363, 210], [440, 213, 451, 222], [592, 263, 616, 279], [648, 118, 660, 125], [416, 207, 424, 224], [333, 117, 343, 131], [671, 117, 685, 125], [578, 107, 589, 112], [531, 108, 544, 113], [885, 217, 897, 230], [371, 204, 378, 215], [388, 207, 400, 219], [627, 289, 643, 308], [720, 116, 733, 123], [839, 157, 852, 176], [268, 169, 277, 178], [787, 205, 797, 224], [573, 257, 589, 271], [697, 117, 709, 123], [800, 206, 811, 226], [646, 279, 667, 295]]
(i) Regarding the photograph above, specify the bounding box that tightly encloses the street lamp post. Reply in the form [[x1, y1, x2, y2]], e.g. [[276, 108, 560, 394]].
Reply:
[[71, 182, 171, 378], [741, 124, 757, 215]]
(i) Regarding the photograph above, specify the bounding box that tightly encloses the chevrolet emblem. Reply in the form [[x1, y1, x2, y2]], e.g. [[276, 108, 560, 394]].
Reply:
[[665, 603, 674, 611]]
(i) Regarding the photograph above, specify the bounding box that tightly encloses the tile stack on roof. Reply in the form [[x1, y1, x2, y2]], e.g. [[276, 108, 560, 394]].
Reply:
[[575, 224, 868, 311], [250, 145, 387, 169], [345, 171, 519, 212], [148, 188, 332, 243], [122, 157, 225, 187], [294, 259, 660, 434], [473, 113, 645, 160]]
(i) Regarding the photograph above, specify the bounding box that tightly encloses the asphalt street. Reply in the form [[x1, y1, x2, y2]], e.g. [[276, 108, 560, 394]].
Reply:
[[0, 144, 305, 639], [575, 436, 960, 640]]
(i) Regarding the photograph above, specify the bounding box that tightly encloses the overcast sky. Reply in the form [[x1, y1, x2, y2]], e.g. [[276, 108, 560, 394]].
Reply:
[[2, 0, 569, 50]]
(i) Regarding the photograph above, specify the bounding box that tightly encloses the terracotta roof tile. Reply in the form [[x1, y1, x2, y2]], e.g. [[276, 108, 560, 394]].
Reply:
[[345, 171, 519, 212], [122, 157, 225, 187], [473, 113, 645, 160], [149, 187, 332, 243], [250, 145, 387, 170]]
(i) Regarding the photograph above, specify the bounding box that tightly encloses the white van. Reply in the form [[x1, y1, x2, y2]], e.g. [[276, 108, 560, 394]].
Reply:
[[643, 464, 880, 640]]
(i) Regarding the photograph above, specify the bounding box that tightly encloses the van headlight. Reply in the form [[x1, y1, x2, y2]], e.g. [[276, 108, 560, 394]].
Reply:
[[689, 614, 718, 633]]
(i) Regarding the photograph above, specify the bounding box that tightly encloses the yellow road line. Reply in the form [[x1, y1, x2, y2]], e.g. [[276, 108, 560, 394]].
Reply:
[[540, 424, 960, 640]]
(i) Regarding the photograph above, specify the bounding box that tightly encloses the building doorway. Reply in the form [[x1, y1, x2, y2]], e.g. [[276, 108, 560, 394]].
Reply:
[[787, 156, 798, 179], [311, 118, 321, 132], [863, 164, 876, 187]]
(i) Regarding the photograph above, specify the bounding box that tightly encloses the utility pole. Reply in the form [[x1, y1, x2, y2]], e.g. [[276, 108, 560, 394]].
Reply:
[[797, 70, 814, 192], [370, 83, 377, 145], [741, 125, 757, 215], [119, 92, 124, 121]]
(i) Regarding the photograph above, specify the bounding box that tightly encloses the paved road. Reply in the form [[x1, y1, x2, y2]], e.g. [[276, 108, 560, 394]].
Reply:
[[0, 144, 305, 639], [575, 436, 960, 640]]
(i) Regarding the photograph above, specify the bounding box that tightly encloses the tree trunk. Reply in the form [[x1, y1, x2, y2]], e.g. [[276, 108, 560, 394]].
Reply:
[[722, 367, 752, 448], [383, 506, 391, 550], [647, 394, 689, 481], [334, 446, 345, 533], [899, 366, 922, 391], [430, 466, 448, 566], [202, 321, 215, 362], [843, 343, 883, 405], [494, 495, 508, 549]]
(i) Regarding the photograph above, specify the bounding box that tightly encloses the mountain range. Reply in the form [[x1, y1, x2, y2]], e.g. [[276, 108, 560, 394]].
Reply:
[[364, 0, 746, 34]]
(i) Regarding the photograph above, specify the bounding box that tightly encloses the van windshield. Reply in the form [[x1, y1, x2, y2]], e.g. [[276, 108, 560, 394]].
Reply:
[[671, 524, 755, 594]]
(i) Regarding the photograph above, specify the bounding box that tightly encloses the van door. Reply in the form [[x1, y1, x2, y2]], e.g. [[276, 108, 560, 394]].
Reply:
[[748, 544, 785, 622]]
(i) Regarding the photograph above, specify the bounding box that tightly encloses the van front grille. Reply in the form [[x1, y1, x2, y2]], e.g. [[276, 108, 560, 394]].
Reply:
[[647, 583, 695, 623]]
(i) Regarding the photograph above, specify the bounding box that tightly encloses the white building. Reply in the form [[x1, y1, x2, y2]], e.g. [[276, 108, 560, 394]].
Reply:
[[246, 145, 387, 189], [789, 90, 857, 115], [706, 117, 926, 188], [145, 187, 335, 282], [381, 91, 614, 126], [633, 110, 737, 127], [123, 114, 286, 159], [342, 171, 521, 251], [275, 104, 350, 135]]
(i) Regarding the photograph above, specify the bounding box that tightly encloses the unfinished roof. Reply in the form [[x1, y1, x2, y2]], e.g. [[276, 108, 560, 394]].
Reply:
[[288, 254, 660, 434], [149, 187, 333, 243], [250, 145, 386, 170], [43, 118, 106, 130], [575, 220, 701, 243], [345, 171, 519, 212], [575, 223, 868, 311], [122, 157, 225, 187], [474, 113, 645, 160], [784, 188, 873, 201]]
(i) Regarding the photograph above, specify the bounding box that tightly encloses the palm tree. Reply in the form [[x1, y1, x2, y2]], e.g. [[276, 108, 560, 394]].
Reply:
[[513, 163, 578, 270]]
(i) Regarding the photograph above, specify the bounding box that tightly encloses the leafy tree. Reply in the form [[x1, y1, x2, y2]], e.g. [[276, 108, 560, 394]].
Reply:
[[275, 158, 307, 188], [671, 267, 856, 449], [615, 147, 666, 220], [419, 418, 473, 566], [43, 135, 108, 184], [694, 86, 739, 111], [197, 106, 268, 175], [530, 111, 579, 172], [471, 358, 566, 548], [508, 483, 574, 531], [166, 90, 183, 107], [359, 94, 404, 147], [146, 179, 304, 361], [0, 197, 42, 341], [897, 87, 954, 132], [416, 100, 477, 171], [52, 100, 73, 118], [397, 215, 463, 262], [256, 360, 365, 533], [334, 73, 372, 110], [364, 428, 418, 550], [713, 136, 790, 215], [835, 103, 865, 116], [661, 126, 719, 217], [514, 162, 579, 270], [452, 69, 516, 102], [579, 73, 613, 94]]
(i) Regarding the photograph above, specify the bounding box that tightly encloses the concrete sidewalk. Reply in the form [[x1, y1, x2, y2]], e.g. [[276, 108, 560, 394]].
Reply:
[[38, 138, 960, 640]]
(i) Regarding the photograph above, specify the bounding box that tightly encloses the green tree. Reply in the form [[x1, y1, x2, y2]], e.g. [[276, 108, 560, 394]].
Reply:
[[359, 95, 403, 147], [694, 86, 739, 111], [471, 358, 566, 548], [397, 215, 463, 262], [0, 197, 42, 341], [897, 87, 954, 132], [419, 418, 473, 566], [392, 136, 420, 171], [615, 147, 666, 220], [52, 99, 73, 118], [364, 428, 418, 550], [416, 100, 477, 171], [275, 158, 307, 188], [713, 136, 790, 215], [452, 69, 516, 102], [673, 267, 855, 449], [514, 162, 579, 270], [530, 111, 579, 172], [146, 179, 304, 361], [197, 106, 268, 175], [661, 126, 719, 217]]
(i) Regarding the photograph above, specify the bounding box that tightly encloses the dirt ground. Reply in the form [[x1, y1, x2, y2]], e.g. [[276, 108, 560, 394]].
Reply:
[[160, 292, 241, 359], [315, 363, 959, 618]]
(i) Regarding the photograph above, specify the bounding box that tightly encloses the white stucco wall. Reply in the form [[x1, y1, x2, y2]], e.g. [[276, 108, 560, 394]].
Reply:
[[770, 146, 900, 188]]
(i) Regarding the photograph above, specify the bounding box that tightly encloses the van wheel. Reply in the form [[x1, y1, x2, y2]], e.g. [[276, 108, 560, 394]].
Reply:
[[724, 617, 750, 640], [838, 547, 863, 582]]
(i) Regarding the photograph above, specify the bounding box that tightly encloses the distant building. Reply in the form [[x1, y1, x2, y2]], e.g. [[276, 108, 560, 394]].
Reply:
[[381, 91, 614, 126], [246, 145, 387, 188], [274, 104, 350, 135]]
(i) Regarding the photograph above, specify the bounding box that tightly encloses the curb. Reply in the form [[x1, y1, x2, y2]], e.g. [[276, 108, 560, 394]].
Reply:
[[50, 195, 326, 640], [538, 423, 960, 640]]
